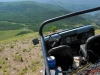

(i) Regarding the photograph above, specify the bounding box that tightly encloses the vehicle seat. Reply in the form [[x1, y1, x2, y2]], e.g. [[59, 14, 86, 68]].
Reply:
[[48, 45, 73, 70], [80, 34, 100, 63], [86, 34, 100, 63]]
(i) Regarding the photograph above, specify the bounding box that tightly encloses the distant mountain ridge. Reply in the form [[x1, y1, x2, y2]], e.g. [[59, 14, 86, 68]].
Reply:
[[1, 0, 100, 11], [33, 0, 100, 5], [32, 0, 100, 13]]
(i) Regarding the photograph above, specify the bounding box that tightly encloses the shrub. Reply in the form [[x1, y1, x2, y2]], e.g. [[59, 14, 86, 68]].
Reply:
[[16, 30, 32, 36], [0, 47, 4, 52], [22, 49, 27, 52], [15, 54, 23, 62], [50, 26, 56, 32]]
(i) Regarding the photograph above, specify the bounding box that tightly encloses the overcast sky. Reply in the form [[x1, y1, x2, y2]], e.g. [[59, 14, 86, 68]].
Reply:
[[0, 0, 27, 2]]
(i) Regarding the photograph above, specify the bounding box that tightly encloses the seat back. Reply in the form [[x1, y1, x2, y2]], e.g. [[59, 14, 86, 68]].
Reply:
[[48, 45, 73, 70], [85, 35, 100, 63]]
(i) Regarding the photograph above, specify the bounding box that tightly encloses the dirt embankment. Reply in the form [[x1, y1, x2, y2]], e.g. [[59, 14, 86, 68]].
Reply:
[[0, 37, 43, 75]]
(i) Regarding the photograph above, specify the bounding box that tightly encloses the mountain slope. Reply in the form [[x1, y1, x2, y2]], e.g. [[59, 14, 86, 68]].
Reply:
[[0, 1, 91, 31], [84, 12, 100, 26]]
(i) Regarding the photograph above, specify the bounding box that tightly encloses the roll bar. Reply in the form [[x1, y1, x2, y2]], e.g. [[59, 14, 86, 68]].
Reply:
[[39, 7, 100, 75]]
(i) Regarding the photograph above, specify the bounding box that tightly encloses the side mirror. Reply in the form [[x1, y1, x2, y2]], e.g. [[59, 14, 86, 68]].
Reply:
[[32, 38, 39, 45]]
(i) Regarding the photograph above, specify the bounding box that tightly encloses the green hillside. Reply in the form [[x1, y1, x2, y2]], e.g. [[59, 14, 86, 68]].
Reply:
[[90, 12, 100, 24], [82, 12, 100, 26], [0, 1, 91, 32]]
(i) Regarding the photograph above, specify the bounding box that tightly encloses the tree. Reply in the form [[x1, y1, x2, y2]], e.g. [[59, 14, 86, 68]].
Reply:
[[50, 26, 56, 32]]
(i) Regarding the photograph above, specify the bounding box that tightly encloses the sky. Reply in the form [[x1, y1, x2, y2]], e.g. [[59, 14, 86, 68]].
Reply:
[[0, 0, 100, 3], [0, 0, 27, 2]]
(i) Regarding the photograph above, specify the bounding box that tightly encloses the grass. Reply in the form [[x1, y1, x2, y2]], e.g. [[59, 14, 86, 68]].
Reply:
[[9, 44, 16, 48], [0, 65, 2, 68], [0, 47, 5, 52], [0, 28, 38, 43], [0, 31, 38, 44], [2, 68, 6, 72], [0, 30, 21, 41], [14, 54, 24, 62], [1, 64, 11, 73], [0, 57, 9, 69], [18, 67, 28, 75], [95, 29, 100, 35], [32, 66, 37, 72], [0, 59, 5, 65], [0, 29, 41, 75], [31, 60, 40, 72], [3, 57, 8, 60], [31, 60, 40, 66], [22, 49, 27, 52], [1, 26, 99, 45]]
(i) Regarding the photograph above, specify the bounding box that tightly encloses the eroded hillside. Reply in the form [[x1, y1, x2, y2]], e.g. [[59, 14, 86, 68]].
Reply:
[[0, 33, 42, 75]]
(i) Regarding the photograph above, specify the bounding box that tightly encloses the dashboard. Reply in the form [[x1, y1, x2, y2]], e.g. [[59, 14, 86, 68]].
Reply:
[[44, 25, 95, 50]]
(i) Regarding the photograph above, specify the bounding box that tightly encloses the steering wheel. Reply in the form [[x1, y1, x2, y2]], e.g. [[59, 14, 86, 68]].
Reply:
[[48, 33, 61, 47]]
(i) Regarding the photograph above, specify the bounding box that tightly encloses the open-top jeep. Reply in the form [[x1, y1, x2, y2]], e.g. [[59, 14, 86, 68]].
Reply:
[[33, 7, 100, 75]]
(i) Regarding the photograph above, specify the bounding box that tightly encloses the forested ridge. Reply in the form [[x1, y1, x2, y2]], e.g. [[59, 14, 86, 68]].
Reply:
[[0, 1, 91, 31]]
